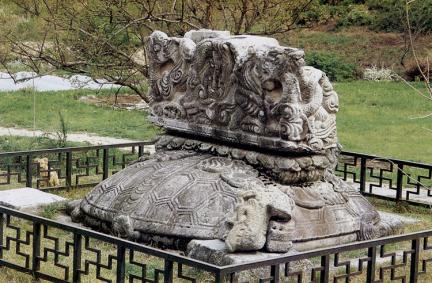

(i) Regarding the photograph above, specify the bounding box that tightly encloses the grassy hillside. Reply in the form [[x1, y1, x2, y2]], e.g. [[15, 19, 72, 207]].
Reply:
[[281, 27, 432, 76]]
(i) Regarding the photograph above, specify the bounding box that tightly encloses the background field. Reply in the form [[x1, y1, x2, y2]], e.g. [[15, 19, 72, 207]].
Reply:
[[0, 88, 159, 141], [336, 81, 431, 163]]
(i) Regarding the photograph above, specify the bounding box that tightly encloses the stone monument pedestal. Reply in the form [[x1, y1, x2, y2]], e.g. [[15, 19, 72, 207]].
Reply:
[[70, 29, 404, 260]]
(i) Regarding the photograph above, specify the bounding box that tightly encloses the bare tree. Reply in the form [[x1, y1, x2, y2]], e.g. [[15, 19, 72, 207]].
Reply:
[[0, 0, 316, 102], [402, 0, 432, 102], [395, 0, 432, 128]]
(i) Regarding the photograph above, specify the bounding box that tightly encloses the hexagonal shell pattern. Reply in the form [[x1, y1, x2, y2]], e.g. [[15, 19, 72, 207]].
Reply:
[[80, 151, 246, 239]]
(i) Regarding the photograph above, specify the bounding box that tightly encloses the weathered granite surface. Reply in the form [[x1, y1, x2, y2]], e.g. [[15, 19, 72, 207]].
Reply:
[[71, 30, 400, 257]]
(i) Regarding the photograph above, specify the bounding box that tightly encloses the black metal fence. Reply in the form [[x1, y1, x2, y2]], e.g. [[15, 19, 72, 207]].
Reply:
[[0, 205, 220, 283], [1, 205, 432, 283], [0, 142, 154, 191], [0, 144, 432, 282], [336, 151, 432, 207]]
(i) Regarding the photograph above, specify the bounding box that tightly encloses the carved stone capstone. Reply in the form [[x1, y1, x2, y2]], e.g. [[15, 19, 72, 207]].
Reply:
[[146, 30, 339, 154], [72, 30, 398, 256]]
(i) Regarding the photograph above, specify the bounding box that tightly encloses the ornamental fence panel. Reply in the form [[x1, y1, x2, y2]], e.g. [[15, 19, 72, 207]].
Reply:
[[335, 151, 432, 207], [0, 205, 220, 283], [1, 205, 432, 282], [0, 142, 154, 192]]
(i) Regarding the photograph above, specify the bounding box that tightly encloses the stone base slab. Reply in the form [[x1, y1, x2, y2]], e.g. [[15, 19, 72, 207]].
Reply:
[[0, 188, 65, 210], [187, 239, 312, 282], [186, 211, 416, 281]]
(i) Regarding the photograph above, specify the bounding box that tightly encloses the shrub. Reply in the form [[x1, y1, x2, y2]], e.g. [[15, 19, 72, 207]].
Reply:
[[363, 65, 397, 81], [305, 51, 358, 81], [336, 5, 373, 28], [298, 1, 333, 25], [320, 0, 366, 4], [366, 0, 432, 33]]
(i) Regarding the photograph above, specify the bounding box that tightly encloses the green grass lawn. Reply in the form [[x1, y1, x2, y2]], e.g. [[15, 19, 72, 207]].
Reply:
[[334, 81, 432, 163], [0, 136, 88, 152], [0, 88, 159, 141], [0, 81, 430, 163]]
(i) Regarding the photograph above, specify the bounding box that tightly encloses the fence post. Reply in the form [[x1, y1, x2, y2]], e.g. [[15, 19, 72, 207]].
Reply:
[[271, 264, 280, 283], [116, 245, 126, 283], [164, 259, 174, 283], [366, 246, 376, 283], [0, 212, 3, 260], [214, 271, 223, 283], [360, 157, 367, 194], [320, 255, 330, 283], [72, 233, 82, 283], [32, 222, 41, 279], [102, 148, 109, 180], [396, 163, 404, 202], [66, 151, 73, 189], [26, 154, 33, 188], [410, 238, 420, 283]]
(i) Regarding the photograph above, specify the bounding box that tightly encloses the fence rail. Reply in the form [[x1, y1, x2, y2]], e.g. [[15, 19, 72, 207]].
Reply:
[[0, 141, 155, 191], [336, 151, 432, 207], [1, 205, 432, 282]]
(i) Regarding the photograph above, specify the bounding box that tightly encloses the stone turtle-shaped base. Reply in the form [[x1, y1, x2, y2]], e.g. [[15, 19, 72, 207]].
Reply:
[[73, 150, 392, 253]]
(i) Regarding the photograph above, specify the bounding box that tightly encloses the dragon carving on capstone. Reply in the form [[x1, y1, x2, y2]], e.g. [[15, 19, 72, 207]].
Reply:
[[71, 30, 400, 257], [146, 30, 339, 153]]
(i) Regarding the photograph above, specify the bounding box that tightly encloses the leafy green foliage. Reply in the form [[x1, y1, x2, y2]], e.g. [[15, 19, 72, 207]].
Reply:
[[306, 51, 358, 81], [366, 0, 432, 33], [316, 0, 432, 35], [336, 5, 373, 27]]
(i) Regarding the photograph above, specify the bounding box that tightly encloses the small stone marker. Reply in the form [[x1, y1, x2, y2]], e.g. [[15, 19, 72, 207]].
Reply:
[[0, 188, 65, 209]]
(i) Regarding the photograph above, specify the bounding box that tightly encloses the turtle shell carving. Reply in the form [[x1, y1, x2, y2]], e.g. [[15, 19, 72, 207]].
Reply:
[[80, 151, 260, 239], [77, 149, 383, 253]]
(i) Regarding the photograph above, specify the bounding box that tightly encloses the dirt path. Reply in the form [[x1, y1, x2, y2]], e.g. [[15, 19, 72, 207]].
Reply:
[[0, 72, 120, 92], [0, 126, 154, 148]]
